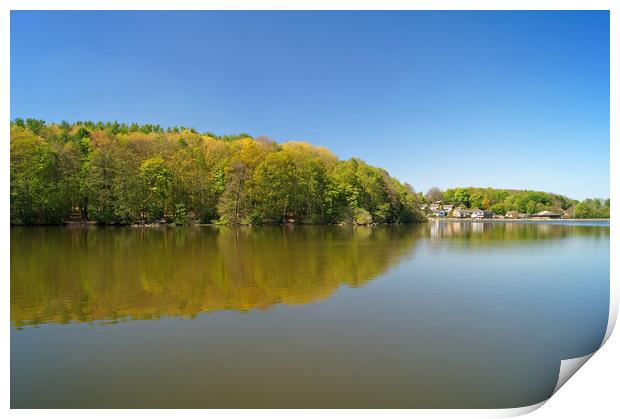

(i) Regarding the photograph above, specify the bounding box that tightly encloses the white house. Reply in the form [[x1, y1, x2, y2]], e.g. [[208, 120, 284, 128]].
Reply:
[[443, 204, 454, 212], [433, 210, 446, 217], [471, 210, 493, 219]]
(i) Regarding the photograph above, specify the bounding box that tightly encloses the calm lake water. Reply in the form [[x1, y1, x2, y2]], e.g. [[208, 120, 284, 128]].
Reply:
[[11, 221, 609, 408]]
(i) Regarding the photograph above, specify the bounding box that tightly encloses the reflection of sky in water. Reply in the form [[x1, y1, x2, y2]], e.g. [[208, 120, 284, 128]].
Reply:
[[374, 224, 608, 407], [11, 223, 609, 408]]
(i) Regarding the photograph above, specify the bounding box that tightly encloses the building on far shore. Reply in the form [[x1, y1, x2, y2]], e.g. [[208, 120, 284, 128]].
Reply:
[[453, 208, 471, 218], [433, 209, 446, 217], [443, 204, 454, 213], [471, 209, 493, 219], [429, 201, 442, 212], [530, 210, 561, 219]]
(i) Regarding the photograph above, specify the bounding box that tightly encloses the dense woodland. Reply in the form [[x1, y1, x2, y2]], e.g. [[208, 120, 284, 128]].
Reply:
[[10, 119, 426, 225], [423, 187, 610, 218]]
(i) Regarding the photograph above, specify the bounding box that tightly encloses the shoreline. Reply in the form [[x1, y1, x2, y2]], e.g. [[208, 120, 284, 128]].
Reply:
[[10, 218, 610, 228], [427, 217, 609, 223]]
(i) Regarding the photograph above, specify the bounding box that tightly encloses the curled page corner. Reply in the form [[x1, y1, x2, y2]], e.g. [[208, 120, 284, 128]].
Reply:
[[492, 401, 547, 418], [603, 294, 618, 344], [552, 352, 595, 395]]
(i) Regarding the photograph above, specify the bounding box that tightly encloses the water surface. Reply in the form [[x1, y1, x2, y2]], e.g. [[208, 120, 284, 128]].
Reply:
[[11, 222, 609, 408]]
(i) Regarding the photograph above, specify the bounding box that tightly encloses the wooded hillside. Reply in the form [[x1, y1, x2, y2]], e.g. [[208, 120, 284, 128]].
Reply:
[[10, 119, 426, 225]]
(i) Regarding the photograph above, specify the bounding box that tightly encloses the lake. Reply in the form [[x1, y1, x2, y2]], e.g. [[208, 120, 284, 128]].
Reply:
[[10, 221, 610, 408]]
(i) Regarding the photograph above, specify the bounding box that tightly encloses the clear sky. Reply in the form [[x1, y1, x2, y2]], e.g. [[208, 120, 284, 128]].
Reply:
[[10, 11, 609, 200]]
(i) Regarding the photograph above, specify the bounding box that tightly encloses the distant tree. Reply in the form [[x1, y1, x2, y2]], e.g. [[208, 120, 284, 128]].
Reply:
[[253, 151, 297, 222], [10, 126, 69, 224], [575, 198, 609, 219], [255, 135, 276, 146], [217, 160, 250, 224], [525, 200, 539, 214], [25, 118, 45, 134], [454, 188, 471, 208], [490, 203, 507, 215], [140, 157, 172, 221], [86, 146, 120, 223], [353, 208, 373, 225], [425, 187, 444, 203], [481, 195, 491, 210]]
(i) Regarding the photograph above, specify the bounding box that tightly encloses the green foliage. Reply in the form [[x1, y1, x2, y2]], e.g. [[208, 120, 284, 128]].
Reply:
[[253, 151, 297, 222], [25, 118, 46, 134], [430, 186, 608, 219], [525, 200, 539, 215], [490, 203, 507, 215], [353, 208, 373, 225], [174, 203, 188, 225], [10, 120, 426, 225], [140, 157, 172, 222], [441, 187, 571, 215], [10, 126, 72, 224], [86, 147, 120, 224], [453, 188, 471, 207], [574, 198, 610, 219]]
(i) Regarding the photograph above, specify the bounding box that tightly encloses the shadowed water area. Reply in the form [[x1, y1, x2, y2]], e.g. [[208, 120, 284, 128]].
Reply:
[[11, 222, 609, 408]]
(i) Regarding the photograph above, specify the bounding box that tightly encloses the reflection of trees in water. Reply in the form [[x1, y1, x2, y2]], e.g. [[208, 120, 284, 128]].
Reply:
[[11, 225, 423, 327], [428, 221, 609, 244]]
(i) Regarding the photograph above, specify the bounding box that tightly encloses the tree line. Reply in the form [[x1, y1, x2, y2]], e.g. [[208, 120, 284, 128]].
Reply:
[[423, 186, 609, 218], [10, 119, 426, 225]]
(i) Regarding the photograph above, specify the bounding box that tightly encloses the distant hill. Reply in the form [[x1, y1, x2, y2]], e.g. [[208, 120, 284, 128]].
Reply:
[[423, 186, 609, 218]]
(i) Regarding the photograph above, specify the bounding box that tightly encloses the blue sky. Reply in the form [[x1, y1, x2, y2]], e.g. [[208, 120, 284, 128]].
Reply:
[[11, 11, 609, 200]]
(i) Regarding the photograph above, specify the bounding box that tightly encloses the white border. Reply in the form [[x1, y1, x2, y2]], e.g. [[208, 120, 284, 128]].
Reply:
[[1, 1, 616, 418]]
